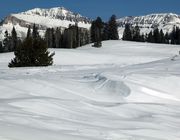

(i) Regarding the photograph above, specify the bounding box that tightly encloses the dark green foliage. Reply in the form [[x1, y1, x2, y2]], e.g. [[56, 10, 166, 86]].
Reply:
[[108, 15, 119, 40], [90, 21, 96, 43], [26, 25, 31, 38], [170, 26, 180, 44], [55, 28, 62, 48], [122, 24, 132, 41], [45, 24, 89, 49], [147, 31, 154, 43], [164, 32, 170, 44], [102, 23, 109, 40], [32, 24, 39, 40], [9, 24, 54, 68], [170, 26, 176, 44], [3, 30, 11, 52], [92, 17, 103, 47], [153, 28, 161, 43], [122, 23, 180, 45], [62, 24, 79, 48], [11, 27, 18, 51], [0, 41, 4, 53], [132, 25, 141, 42], [159, 29, 165, 43], [176, 27, 180, 44]]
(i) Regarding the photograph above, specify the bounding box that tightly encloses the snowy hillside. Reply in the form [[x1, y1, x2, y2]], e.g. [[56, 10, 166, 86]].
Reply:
[[118, 13, 180, 38], [0, 7, 91, 40], [0, 40, 180, 140]]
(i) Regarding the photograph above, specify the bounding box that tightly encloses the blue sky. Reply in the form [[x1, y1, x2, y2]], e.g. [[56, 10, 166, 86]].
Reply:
[[0, 0, 180, 20]]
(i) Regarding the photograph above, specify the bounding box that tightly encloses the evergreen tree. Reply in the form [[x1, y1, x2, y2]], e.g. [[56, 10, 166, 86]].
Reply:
[[176, 27, 180, 44], [90, 21, 96, 43], [122, 24, 132, 41], [153, 28, 160, 43], [164, 32, 170, 44], [55, 27, 62, 48], [3, 30, 11, 52], [102, 23, 109, 40], [147, 31, 154, 43], [45, 28, 51, 48], [92, 17, 103, 47], [11, 27, 18, 51], [32, 24, 39, 40], [0, 41, 4, 53], [51, 28, 56, 48], [159, 29, 165, 43], [170, 26, 176, 44], [9, 24, 54, 67], [108, 15, 119, 40], [26, 25, 31, 39], [132, 25, 141, 41]]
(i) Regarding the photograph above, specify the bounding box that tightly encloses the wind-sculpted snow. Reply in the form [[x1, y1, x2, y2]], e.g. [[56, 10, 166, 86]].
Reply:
[[0, 41, 180, 140]]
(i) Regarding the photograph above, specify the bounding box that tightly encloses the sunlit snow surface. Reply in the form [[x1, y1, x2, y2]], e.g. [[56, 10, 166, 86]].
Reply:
[[0, 41, 180, 140]]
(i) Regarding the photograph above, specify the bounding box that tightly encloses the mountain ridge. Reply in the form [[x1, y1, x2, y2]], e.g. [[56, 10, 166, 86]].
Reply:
[[0, 7, 91, 40], [117, 13, 180, 38], [1, 7, 180, 40]]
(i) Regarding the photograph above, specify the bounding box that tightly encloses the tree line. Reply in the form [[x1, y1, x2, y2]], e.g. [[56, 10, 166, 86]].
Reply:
[[45, 24, 90, 49], [91, 15, 119, 47], [0, 14, 119, 53], [0, 15, 119, 67], [122, 24, 180, 45]]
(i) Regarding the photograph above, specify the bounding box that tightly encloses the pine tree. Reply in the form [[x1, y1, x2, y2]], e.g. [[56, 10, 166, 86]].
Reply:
[[45, 28, 51, 48], [32, 24, 39, 40], [147, 31, 154, 43], [11, 27, 18, 51], [9, 24, 54, 67], [170, 26, 176, 44], [132, 25, 141, 41], [0, 41, 4, 53], [175, 27, 180, 44], [92, 17, 103, 47], [108, 15, 119, 40], [122, 24, 132, 41], [164, 32, 170, 44], [153, 28, 160, 43], [51, 28, 56, 48], [102, 23, 109, 40], [27, 25, 31, 39], [90, 21, 96, 43], [55, 27, 62, 48], [3, 30, 11, 52], [159, 29, 165, 43]]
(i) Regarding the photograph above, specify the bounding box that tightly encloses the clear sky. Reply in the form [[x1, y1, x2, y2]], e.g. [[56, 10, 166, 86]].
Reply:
[[0, 0, 180, 21]]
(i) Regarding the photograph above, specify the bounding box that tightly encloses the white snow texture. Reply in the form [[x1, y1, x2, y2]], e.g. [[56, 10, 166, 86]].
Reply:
[[0, 40, 180, 140]]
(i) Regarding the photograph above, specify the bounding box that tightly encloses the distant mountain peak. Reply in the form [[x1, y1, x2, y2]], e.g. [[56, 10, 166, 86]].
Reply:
[[117, 13, 180, 38], [18, 7, 85, 20], [0, 7, 91, 40]]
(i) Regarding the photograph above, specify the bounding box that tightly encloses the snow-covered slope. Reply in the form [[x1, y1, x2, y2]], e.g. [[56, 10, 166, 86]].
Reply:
[[118, 13, 180, 38], [0, 7, 91, 40], [0, 40, 180, 140]]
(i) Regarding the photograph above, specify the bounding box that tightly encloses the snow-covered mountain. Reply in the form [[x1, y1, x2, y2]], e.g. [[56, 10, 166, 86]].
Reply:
[[0, 7, 91, 40], [1, 9, 180, 41], [117, 13, 180, 38]]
